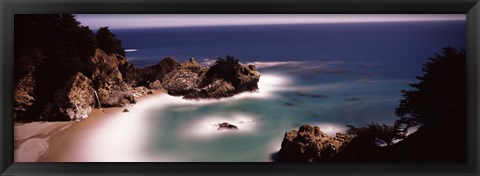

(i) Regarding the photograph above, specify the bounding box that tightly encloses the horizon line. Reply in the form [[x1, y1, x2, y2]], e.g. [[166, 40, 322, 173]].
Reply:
[[75, 14, 466, 30]]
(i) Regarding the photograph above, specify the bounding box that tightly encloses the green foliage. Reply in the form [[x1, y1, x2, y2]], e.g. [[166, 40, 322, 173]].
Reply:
[[394, 47, 466, 133], [96, 27, 125, 56], [347, 123, 404, 146]]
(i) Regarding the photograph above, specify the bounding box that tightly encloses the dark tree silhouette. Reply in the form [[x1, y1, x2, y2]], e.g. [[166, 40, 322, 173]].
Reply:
[[96, 27, 125, 56], [394, 47, 466, 133], [347, 123, 404, 147], [336, 47, 466, 162], [14, 14, 98, 121], [203, 55, 240, 85]]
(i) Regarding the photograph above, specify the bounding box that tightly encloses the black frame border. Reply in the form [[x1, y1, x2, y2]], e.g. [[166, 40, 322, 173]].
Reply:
[[1, 0, 479, 175]]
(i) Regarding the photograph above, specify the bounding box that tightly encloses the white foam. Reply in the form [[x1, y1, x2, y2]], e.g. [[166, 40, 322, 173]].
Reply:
[[311, 122, 348, 137], [247, 61, 303, 69], [125, 49, 139, 52], [201, 58, 216, 66]]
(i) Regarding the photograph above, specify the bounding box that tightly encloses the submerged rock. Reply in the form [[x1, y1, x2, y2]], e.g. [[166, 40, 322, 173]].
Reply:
[[278, 124, 353, 162], [123, 109, 129, 113], [217, 122, 239, 130]]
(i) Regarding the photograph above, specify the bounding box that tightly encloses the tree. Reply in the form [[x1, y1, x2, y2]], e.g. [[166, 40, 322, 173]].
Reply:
[[394, 47, 466, 133], [96, 27, 125, 56], [347, 123, 404, 147], [14, 14, 97, 87], [204, 55, 240, 84]]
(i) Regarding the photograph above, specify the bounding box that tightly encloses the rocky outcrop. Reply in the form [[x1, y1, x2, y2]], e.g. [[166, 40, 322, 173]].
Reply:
[[279, 124, 353, 162], [232, 64, 260, 92], [180, 57, 202, 72], [42, 72, 95, 121], [13, 49, 140, 121], [184, 79, 236, 99], [13, 49, 260, 121], [162, 58, 260, 99], [137, 57, 180, 87], [162, 69, 200, 96], [14, 71, 37, 120], [217, 122, 239, 130], [90, 49, 136, 107]]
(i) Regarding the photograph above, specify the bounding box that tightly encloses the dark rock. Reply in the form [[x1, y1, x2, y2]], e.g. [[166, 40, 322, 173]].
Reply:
[[232, 64, 261, 92], [278, 124, 353, 162], [162, 59, 260, 99], [217, 122, 239, 130], [295, 92, 328, 99], [43, 72, 96, 121], [123, 109, 129, 112]]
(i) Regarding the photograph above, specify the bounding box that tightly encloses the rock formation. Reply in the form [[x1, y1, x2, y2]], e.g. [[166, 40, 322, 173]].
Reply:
[[137, 57, 181, 87], [90, 49, 136, 107], [14, 71, 36, 120], [13, 49, 260, 122], [278, 124, 353, 162], [13, 49, 138, 121], [162, 58, 260, 99], [42, 72, 96, 121], [217, 122, 239, 130]]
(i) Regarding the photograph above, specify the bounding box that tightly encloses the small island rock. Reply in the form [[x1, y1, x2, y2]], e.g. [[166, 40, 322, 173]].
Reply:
[[217, 122, 239, 130]]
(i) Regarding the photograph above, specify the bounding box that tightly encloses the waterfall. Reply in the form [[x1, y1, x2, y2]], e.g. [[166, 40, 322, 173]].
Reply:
[[93, 90, 102, 109]]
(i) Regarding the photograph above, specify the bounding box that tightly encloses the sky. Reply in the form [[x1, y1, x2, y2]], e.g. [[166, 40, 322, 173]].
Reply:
[[75, 14, 465, 30]]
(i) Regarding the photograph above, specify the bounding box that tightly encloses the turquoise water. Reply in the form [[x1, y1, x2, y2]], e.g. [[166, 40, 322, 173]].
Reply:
[[110, 68, 413, 162]]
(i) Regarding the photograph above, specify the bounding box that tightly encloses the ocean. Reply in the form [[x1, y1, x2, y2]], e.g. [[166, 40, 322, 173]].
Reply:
[[80, 21, 465, 162]]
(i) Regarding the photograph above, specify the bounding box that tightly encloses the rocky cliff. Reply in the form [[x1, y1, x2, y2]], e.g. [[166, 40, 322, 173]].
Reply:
[[278, 124, 353, 162], [14, 50, 260, 121]]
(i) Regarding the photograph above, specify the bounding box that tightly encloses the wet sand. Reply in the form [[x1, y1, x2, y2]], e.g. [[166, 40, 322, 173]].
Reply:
[[14, 89, 166, 162]]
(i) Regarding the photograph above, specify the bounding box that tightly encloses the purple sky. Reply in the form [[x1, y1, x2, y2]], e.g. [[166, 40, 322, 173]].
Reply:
[[75, 14, 465, 30]]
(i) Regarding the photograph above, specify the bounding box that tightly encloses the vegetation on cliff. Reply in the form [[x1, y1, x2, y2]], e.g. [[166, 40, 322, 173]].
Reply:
[[279, 47, 466, 162], [96, 27, 126, 57]]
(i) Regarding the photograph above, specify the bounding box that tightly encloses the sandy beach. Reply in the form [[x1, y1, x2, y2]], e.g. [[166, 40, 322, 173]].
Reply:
[[14, 89, 166, 162]]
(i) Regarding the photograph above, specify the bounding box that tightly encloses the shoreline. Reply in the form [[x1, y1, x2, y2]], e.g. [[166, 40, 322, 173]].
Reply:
[[14, 88, 166, 162]]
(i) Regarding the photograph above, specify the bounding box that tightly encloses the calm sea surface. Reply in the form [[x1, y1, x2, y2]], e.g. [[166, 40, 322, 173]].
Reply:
[[81, 21, 465, 161]]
